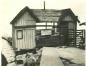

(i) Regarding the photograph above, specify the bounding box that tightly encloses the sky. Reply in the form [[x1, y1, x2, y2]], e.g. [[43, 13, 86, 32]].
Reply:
[[0, 0, 86, 37]]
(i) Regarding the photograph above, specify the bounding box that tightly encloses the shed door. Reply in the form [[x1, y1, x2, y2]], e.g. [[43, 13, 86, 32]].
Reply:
[[24, 29, 36, 49]]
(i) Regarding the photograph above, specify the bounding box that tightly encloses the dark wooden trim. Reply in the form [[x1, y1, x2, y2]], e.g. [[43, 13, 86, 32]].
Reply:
[[36, 29, 53, 30], [14, 25, 59, 28], [14, 25, 36, 28], [37, 21, 59, 22], [14, 25, 76, 29], [46, 22, 47, 29], [36, 15, 61, 17], [74, 21, 77, 46], [12, 26, 16, 49], [84, 30, 85, 38], [16, 30, 23, 39], [60, 21, 74, 23], [36, 25, 58, 27]]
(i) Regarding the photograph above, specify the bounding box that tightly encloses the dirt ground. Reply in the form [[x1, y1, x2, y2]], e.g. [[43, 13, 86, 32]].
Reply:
[[16, 47, 85, 66]]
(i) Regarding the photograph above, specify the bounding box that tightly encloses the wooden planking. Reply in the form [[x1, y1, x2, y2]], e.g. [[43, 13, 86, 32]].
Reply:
[[24, 28, 36, 49], [84, 30, 86, 46], [13, 10, 36, 49], [12, 26, 16, 49], [68, 22, 74, 29], [68, 30, 85, 48], [32, 9, 62, 16], [14, 28, 36, 49], [62, 15, 73, 21], [37, 16, 60, 21], [34, 13, 61, 17], [76, 30, 85, 47], [68, 29, 75, 46], [14, 11, 36, 26]]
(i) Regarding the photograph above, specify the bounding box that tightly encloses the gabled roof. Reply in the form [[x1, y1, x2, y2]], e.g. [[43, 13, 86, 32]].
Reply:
[[10, 6, 79, 24], [31, 9, 62, 22], [10, 6, 39, 24], [60, 9, 80, 23]]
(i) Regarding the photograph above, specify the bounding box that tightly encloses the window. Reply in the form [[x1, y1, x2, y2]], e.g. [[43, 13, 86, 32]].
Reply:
[[41, 30, 52, 35], [17, 30, 23, 39]]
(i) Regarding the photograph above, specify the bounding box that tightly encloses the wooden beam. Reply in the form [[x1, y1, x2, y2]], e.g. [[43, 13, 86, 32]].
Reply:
[[14, 25, 36, 28]]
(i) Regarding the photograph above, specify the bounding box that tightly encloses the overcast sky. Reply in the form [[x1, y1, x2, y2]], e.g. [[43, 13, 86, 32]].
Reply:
[[0, 0, 86, 36]]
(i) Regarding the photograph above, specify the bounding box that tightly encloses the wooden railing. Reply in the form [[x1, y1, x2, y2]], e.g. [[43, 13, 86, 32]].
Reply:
[[76, 30, 85, 49], [68, 29, 85, 49]]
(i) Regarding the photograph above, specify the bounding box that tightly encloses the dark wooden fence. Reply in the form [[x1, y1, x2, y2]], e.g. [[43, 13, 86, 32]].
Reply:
[[36, 29, 85, 49], [75, 30, 85, 49]]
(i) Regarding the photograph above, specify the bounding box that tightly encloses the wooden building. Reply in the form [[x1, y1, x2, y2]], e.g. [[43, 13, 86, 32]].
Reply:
[[10, 6, 79, 49]]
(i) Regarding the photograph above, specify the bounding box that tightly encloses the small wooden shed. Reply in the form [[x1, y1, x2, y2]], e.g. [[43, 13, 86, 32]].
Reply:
[[10, 6, 79, 49], [10, 7, 39, 50]]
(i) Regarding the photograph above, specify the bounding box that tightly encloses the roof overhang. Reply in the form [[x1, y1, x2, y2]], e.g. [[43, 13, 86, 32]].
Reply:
[[10, 6, 39, 24]]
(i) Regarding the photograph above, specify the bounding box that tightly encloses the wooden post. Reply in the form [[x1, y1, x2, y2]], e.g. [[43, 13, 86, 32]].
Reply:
[[46, 22, 47, 29], [44, 1, 45, 10], [74, 21, 77, 47], [84, 30, 85, 45]]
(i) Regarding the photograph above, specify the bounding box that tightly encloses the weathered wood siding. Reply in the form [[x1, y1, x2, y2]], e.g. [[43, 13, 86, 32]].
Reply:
[[68, 22, 74, 29], [37, 17, 60, 22], [32, 9, 62, 22], [12, 26, 16, 49], [63, 15, 73, 21], [62, 15, 75, 30], [14, 28, 36, 49], [12, 11, 36, 49], [14, 11, 35, 26]]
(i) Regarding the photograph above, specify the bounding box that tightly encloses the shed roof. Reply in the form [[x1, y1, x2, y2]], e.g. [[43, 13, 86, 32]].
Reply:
[[10, 6, 79, 24], [31, 9, 62, 22]]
